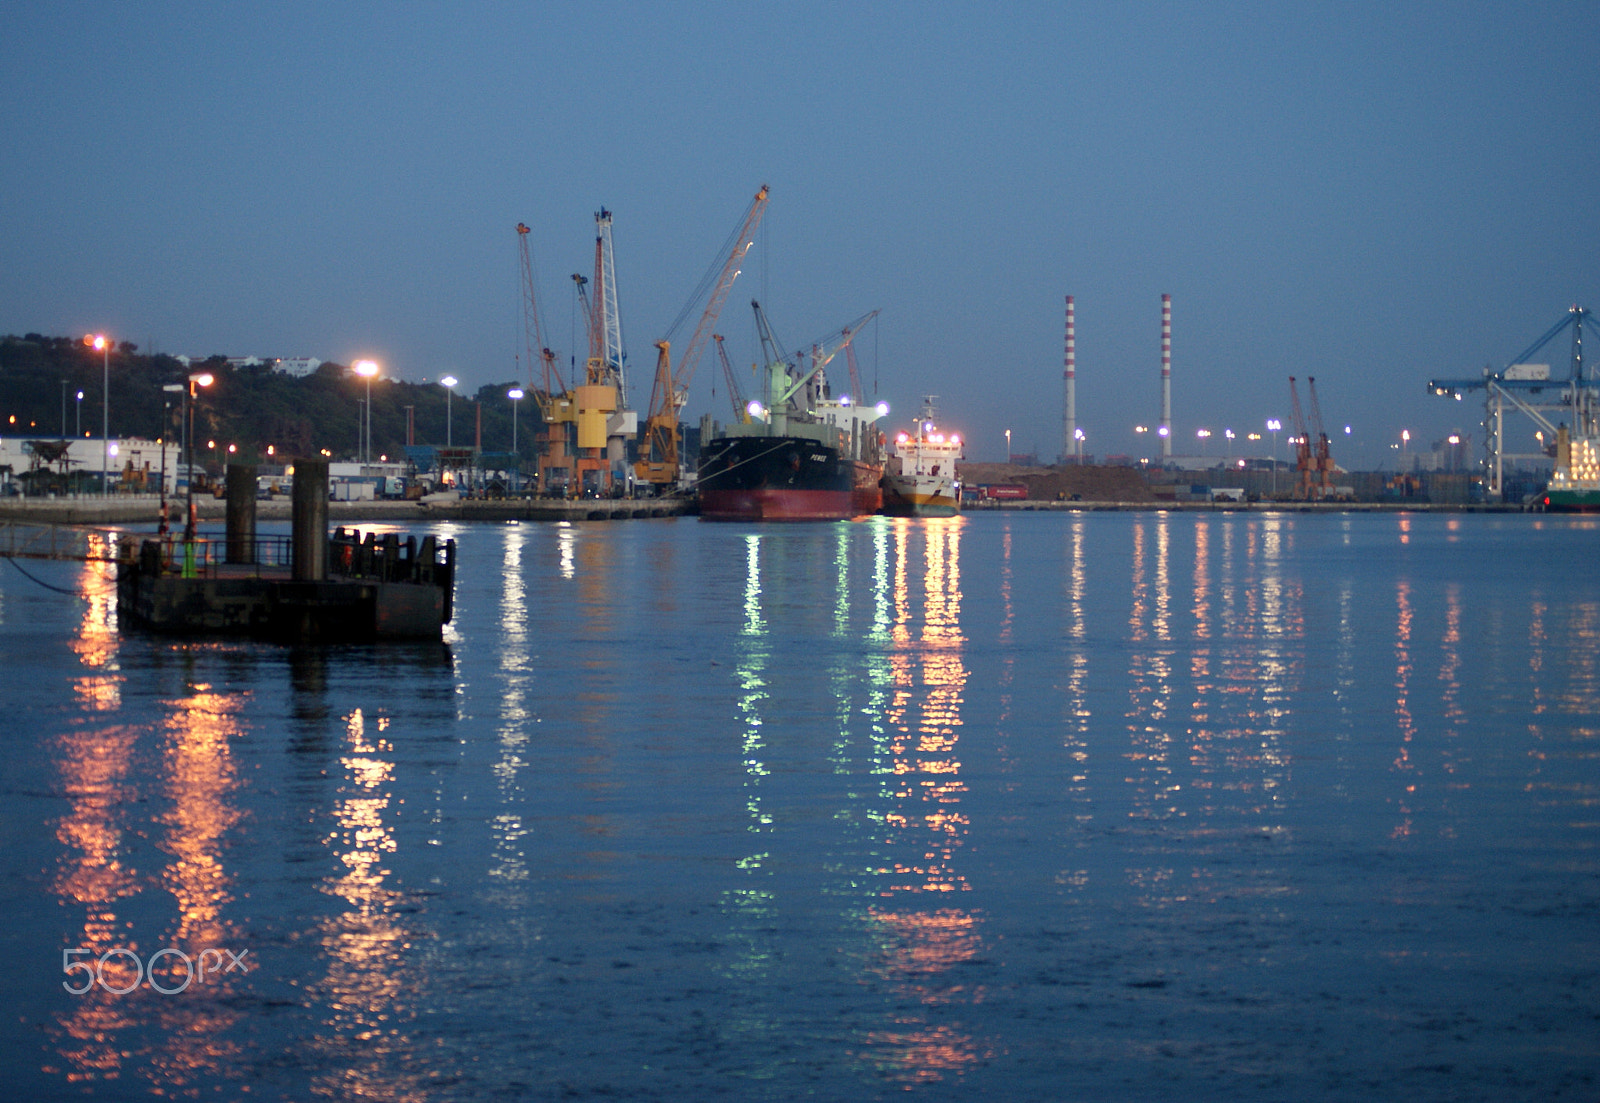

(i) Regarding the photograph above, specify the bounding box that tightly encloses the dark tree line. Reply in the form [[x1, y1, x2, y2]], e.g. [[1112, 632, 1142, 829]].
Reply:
[[0, 334, 538, 465]]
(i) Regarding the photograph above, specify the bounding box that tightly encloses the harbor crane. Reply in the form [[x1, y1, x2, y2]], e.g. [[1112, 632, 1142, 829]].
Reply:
[[517, 221, 574, 492], [594, 208, 628, 401], [1288, 376, 1332, 499], [1307, 375, 1334, 494], [712, 334, 749, 421], [1427, 305, 1593, 499], [635, 184, 769, 491], [562, 208, 637, 496], [572, 210, 629, 397]]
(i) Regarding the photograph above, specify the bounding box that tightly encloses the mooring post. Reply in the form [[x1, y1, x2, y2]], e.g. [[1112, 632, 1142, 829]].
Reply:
[[225, 463, 258, 565], [291, 458, 329, 582]]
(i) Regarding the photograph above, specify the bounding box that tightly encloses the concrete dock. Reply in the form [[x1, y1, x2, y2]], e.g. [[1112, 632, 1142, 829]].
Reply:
[[0, 493, 693, 526]]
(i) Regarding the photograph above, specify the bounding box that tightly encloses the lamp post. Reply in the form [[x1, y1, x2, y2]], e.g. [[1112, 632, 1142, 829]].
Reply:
[[440, 375, 458, 447], [1073, 426, 1085, 462], [1266, 418, 1282, 495], [161, 383, 182, 532], [76, 390, 83, 440], [508, 387, 524, 453], [508, 388, 525, 494], [353, 359, 379, 464], [85, 334, 110, 495], [183, 372, 213, 546], [1005, 428, 1012, 464]]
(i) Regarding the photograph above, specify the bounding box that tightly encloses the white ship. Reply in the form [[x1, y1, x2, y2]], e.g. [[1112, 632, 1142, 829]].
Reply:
[[881, 397, 962, 517]]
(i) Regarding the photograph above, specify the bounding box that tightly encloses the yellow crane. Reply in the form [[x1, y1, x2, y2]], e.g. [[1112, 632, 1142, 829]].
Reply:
[[635, 184, 769, 490], [516, 222, 575, 493]]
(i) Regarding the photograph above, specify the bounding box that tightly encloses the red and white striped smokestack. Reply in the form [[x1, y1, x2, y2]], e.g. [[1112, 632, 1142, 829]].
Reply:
[[1160, 293, 1172, 459], [1063, 295, 1077, 463]]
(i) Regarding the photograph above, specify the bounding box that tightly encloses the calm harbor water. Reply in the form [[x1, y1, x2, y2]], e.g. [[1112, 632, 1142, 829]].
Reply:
[[2, 510, 1597, 1100]]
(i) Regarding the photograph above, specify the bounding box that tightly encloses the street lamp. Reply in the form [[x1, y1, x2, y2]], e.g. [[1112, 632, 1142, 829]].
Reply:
[[508, 387, 524, 453], [440, 375, 458, 447], [84, 334, 110, 495], [184, 373, 213, 545], [353, 359, 379, 464], [1196, 428, 1212, 454], [1266, 418, 1282, 495], [1224, 428, 1235, 463], [76, 390, 84, 440], [160, 383, 182, 532], [1005, 428, 1012, 464], [1073, 426, 1085, 462]]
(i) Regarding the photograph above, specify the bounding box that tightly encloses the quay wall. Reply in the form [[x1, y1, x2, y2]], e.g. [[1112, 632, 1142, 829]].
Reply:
[[0, 494, 691, 526]]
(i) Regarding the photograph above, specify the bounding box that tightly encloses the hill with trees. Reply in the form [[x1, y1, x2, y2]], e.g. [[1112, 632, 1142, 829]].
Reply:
[[0, 334, 534, 464]]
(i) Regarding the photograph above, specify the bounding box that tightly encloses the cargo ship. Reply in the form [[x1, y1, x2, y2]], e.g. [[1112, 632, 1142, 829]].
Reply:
[[881, 397, 962, 517], [1540, 426, 1600, 511], [697, 306, 887, 521]]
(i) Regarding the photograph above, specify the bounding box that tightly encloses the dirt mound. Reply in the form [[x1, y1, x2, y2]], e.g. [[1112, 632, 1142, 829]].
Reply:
[[960, 463, 1156, 502]]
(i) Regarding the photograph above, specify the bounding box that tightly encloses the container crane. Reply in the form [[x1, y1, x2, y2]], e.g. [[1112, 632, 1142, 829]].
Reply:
[[635, 184, 769, 490], [1428, 306, 1594, 498]]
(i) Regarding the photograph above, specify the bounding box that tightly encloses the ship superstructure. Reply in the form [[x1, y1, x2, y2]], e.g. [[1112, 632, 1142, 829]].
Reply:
[[697, 304, 886, 521], [881, 397, 962, 517]]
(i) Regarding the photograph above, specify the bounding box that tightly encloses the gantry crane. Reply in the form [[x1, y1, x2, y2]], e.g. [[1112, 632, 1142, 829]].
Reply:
[[635, 184, 769, 490], [1427, 306, 1594, 499]]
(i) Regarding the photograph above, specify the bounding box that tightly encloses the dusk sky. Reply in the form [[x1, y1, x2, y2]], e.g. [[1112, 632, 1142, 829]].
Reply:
[[4, 2, 1596, 467]]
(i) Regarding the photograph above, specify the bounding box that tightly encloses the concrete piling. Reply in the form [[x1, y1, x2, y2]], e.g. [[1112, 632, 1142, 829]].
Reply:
[[291, 458, 328, 582], [225, 463, 258, 564]]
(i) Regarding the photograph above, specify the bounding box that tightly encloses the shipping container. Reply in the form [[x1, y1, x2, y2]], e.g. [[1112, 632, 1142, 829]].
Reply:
[[981, 484, 1028, 500]]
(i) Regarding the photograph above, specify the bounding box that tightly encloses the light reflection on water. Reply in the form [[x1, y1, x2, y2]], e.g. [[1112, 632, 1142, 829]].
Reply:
[[48, 555, 249, 1093], [7, 511, 1600, 1098], [865, 517, 984, 1083]]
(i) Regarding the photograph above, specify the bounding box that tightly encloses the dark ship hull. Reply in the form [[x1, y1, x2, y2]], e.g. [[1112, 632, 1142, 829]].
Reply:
[[698, 435, 860, 521]]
